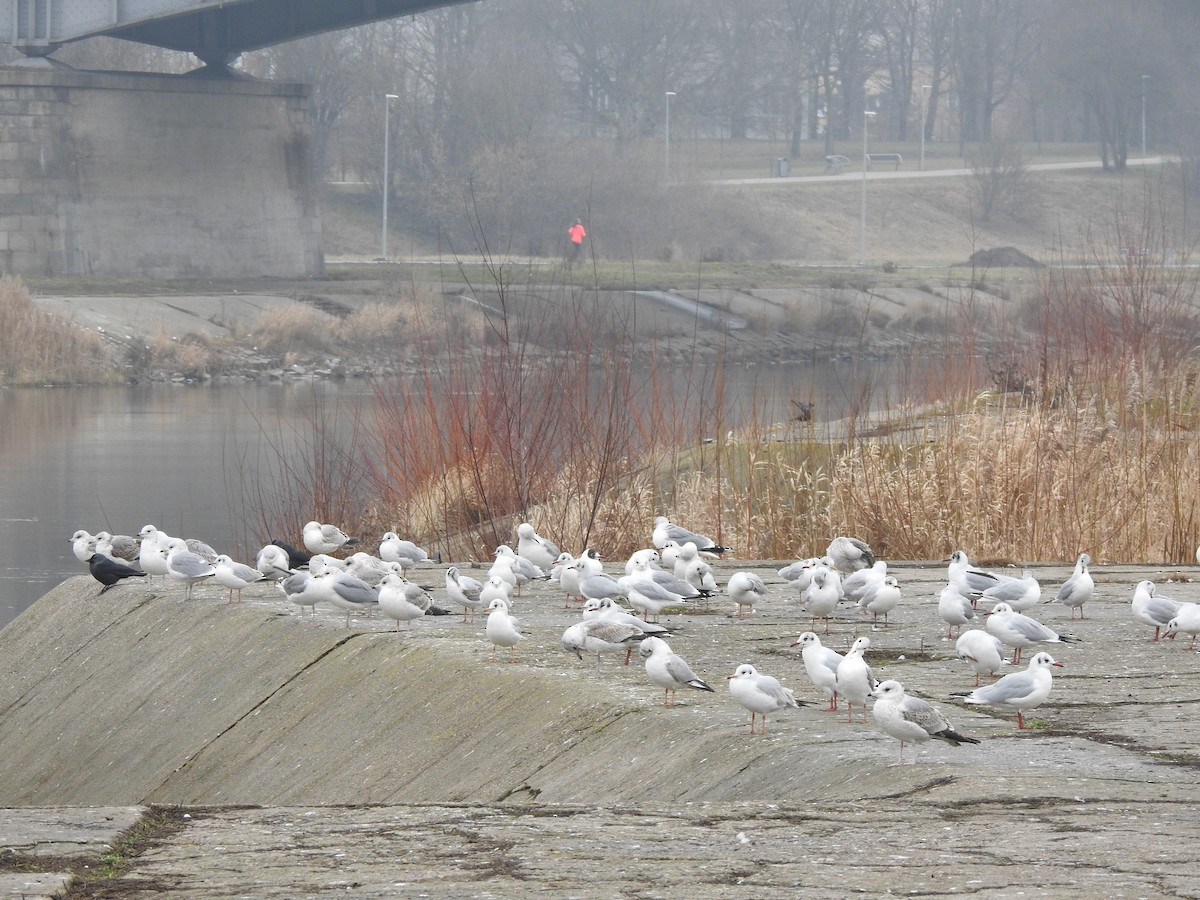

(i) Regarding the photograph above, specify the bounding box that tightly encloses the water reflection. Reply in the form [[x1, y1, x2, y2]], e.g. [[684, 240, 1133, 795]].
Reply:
[[0, 357, 973, 630]]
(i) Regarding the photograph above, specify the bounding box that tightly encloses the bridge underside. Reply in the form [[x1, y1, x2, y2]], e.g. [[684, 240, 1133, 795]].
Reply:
[[6, 0, 475, 68]]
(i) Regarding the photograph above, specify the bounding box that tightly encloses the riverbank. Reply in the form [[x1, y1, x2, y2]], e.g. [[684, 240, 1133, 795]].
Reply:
[[2, 557, 1199, 895]]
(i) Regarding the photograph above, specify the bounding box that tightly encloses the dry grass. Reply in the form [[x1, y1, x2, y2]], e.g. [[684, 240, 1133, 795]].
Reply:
[[0, 278, 116, 385]]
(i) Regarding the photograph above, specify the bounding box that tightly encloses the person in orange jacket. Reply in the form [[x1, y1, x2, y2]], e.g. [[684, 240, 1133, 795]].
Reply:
[[567, 218, 586, 262]]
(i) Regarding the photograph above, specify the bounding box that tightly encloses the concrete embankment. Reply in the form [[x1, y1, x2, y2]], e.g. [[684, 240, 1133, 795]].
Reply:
[[2, 562, 1200, 896]]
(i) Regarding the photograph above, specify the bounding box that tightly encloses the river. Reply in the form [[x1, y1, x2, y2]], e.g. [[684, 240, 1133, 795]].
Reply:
[[0, 358, 952, 630]]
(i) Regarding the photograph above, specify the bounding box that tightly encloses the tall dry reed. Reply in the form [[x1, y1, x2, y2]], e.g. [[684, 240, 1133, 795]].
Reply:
[[0, 278, 115, 385]]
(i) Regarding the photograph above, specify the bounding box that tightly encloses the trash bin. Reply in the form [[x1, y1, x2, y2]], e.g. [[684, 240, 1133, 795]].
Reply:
[[775, 157, 790, 177]]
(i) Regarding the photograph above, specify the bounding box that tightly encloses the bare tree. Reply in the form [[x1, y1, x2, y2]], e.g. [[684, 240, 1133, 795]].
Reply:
[[950, 0, 1034, 145]]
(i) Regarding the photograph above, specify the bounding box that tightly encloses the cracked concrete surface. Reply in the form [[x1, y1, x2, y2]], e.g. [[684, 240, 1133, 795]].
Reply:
[[2, 559, 1199, 896]]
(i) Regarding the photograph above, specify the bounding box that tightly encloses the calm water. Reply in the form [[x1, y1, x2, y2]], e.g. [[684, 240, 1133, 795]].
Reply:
[[0, 359, 952, 630]]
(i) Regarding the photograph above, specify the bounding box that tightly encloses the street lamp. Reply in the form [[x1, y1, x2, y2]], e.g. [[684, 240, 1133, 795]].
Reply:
[[860, 109, 876, 267], [1141, 74, 1150, 158], [920, 84, 931, 171], [664, 91, 676, 182], [380, 92, 399, 261]]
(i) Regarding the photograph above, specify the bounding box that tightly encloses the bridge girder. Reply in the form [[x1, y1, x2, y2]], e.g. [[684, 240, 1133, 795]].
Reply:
[[3, 0, 477, 68]]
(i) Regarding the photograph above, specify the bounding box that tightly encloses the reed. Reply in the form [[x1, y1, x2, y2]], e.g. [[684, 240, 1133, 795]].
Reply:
[[0, 278, 115, 385]]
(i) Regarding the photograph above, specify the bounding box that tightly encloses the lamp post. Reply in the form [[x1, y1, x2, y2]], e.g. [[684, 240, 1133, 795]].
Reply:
[[859, 109, 876, 267], [664, 91, 676, 182], [1141, 74, 1149, 158], [920, 84, 931, 171], [380, 92, 399, 261]]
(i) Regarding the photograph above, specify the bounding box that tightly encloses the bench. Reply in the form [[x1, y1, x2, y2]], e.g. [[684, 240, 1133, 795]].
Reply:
[[824, 154, 850, 174], [866, 152, 903, 171]]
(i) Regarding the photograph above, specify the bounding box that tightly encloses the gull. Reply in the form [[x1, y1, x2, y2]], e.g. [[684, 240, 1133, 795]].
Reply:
[[255, 544, 296, 581], [802, 567, 842, 634], [302, 520, 357, 556], [445, 566, 486, 622], [562, 618, 643, 672], [279, 571, 320, 615], [213, 555, 265, 604], [624, 548, 661, 575], [979, 570, 1041, 612], [841, 560, 887, 603], [70, 530, 98, 563], [496, 545, 550, 593], [311, 570, 379, 627], [679, 542, 719, 594], [1131, 580, 1182, 642], [858, 575, 902, 625], [659, 540, 685, 572], [578, 566, 626, 603], [872, 680, 980, 765], [379, 532, 430, 568], [487, 555, 520, 594], [955, 629, 1009, 686], [307, 554, 347, 575], [516, 522, 561, 571], [825, 536, 874, 573], [164, 539, 216, 600], [138, 531, 173, 580], [639, 636, 714, 706], [938, 584, 977, 639], [94, 531, 141, 567], [557, 558, 586, 607], [1165, 602, 1200, 649], [778, 557, 825, 592], [952, 651, 1063, 729], [618, 562, 697, 621], [652, 515, 729, 556], [344, 552, 399, 586], [87, 553, 147, 594], [727, 664, 806, 735], [985, 601, 1079, 664], [485, 597, 523, 662], [947, 550, 1016, 600], [377, 572, 428, 633], [583, 597, 672, 637], [271, 539, 313, 570], [479, 574, 514, 610], [726, 571, 767, 619], [790, 631, 844, 711], [550, 551, 576, 583], [835, 636, 876, 724], [1051, 553, 1094, 619], [182, 537, 219, 564]]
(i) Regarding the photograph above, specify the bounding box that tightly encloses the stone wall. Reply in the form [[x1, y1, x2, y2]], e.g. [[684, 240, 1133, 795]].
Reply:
[[0, 65, 322, 278]]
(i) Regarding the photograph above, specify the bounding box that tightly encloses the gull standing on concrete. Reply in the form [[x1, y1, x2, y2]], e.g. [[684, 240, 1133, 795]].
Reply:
[[938, 584, 977, 639], [778, 557, 823, 591], [1052, 553, 1094, 620], [379, 532, 429, 568], [445, 566, 486, 622], [825, 536, 874, 573], [516, 522, 561, 571], [377, 572, 428, 633], [835, 636, 877, 724], [639, 636, 714, 706], [985, 601, 1078, 664], [1165, 603, 1200, 649], [213, 555, 265, 604], [727, 664, 806, 735], [619, 562, 696, 622], [790, 631, 844, 711], [841, 559, 887, 603], [872, 679, 980, 764], [858, 575, 902, 625], [70, 530, 98, 563], [955, 629, 1009, 686], [312, 570, 379, 627], [485, 597, 523, 662], [947, 550, 1015, 600], [255, 544, 296, 581], [279, 571, 320, 615], [94, 531, 141, 566], [164, 539, 217, 600], [727, 571, 768, 619], [979, 570, 1042, 612], [802, 567, 842, 634], [302, 520, 357, 556], [624, 548, 661, 575], [952, 651, 1063, 730], [678, 542, 719, 594], [652, 516, 730, 556], [562, 618, 644, 672], [1131, 580, 1182, 642], [496, 544, 550, 594]]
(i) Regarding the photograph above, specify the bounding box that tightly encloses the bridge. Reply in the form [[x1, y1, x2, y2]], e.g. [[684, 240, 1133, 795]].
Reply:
[[3, 0, 473, 69], [0, 0, 473, 279]]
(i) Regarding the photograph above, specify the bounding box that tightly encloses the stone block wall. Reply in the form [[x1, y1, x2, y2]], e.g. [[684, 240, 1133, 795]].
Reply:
[[0, 66, 322, 278]]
